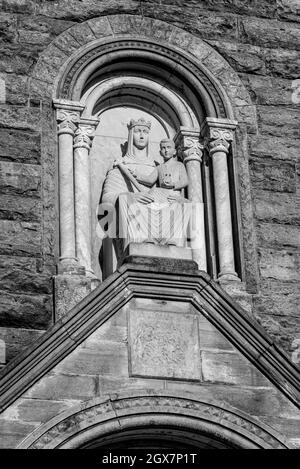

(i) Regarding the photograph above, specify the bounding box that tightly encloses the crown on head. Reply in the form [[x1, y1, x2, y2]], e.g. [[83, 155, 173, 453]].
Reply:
[[128, 118, 151, 130]]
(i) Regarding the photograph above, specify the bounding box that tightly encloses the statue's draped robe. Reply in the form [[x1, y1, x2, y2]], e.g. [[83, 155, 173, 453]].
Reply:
[[101, 154, 191, 254]]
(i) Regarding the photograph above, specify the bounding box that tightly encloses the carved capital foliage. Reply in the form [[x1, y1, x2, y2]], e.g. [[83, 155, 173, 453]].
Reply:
[[74, 124, 96, 150], [176, 134, 203, 164], [57, 109, 80, 136], [206, 128, 234, 156]]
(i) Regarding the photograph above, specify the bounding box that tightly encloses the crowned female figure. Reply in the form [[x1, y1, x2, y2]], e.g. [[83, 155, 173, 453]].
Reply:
[[101, 118, 191, 258]]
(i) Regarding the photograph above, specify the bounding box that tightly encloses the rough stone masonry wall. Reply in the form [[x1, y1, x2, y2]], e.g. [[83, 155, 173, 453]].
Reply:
[[0, 0, 299, 363]]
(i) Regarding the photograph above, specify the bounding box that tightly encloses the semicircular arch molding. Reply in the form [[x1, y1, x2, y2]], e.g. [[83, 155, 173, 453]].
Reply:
[[17, 391, 289, 450], [29, 14, 256, 129]]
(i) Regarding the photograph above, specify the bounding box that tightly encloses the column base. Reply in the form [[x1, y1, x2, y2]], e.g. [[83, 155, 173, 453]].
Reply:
[[57, 257, 85, 275], [218, 270, 240, 282]]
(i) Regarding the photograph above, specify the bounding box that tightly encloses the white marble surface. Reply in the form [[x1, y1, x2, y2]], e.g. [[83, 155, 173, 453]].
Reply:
[[58, 132, 76, 261], [74, 145, 93, 275], [212, 150, 237, 279]]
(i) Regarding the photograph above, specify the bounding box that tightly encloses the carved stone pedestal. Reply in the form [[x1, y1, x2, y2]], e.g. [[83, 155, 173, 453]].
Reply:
[[54, 275, 92, 321], [120, 243, 198, 272]]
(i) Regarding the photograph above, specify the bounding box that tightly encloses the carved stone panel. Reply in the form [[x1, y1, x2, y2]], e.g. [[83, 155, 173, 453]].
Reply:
[[129, 310, 201, 380]]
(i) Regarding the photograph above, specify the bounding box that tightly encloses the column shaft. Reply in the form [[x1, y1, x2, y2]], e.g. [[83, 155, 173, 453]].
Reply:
[[211, 149, 237, 278], [185, 157, 206, 271], [58, 128, 76, 262], [175, 129, 206, 271], [202, 119, 239, 280], [74, 121, 98, 277]]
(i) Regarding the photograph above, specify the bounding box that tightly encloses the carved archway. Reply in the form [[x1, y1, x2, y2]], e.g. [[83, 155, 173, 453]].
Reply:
[[29, 14, 259, 293], [18, 392, 289, 449]]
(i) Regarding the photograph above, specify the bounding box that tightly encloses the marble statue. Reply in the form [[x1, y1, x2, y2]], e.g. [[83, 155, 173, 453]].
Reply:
[[101, 118, 191, 256]]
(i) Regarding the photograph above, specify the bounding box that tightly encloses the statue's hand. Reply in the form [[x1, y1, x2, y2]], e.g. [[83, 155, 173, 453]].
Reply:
[[133, 193, 154, 204], [167, 194, 182, 204]]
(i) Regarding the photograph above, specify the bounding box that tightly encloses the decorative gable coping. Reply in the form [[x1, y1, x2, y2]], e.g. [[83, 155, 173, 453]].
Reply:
[[0, 261, 299, 413]]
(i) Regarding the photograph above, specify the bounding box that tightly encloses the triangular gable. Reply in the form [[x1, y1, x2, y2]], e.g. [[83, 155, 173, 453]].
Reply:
[[0, 262, 299, 414]]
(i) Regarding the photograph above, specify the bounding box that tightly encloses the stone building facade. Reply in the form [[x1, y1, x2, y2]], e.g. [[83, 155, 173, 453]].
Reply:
[[0, 0, 299, 449]]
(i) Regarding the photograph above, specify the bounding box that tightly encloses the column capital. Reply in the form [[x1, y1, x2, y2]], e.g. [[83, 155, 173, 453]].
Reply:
[[201, 118, 238, 156], [54, 99, 86, 137], [74, 118, 100, 150], [174, 127, 203, 163]]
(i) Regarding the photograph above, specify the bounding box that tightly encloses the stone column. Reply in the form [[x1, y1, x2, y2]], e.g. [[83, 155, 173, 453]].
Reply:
[[54, 101, 84, 273], [202, 118, 239, 281], [175, 127, 206, 271], [73, 118, 99, 278]]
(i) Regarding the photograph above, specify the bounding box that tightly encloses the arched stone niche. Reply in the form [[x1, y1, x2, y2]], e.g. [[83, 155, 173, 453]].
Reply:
[[31, 15, 259, 292], [18, 392, 289, 449]]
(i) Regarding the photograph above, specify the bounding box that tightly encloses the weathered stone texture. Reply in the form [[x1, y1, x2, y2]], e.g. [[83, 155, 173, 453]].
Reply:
[[0, 0, 298, 365], [0, 128, 41, 164], [0, 291, 52, 329], [0, 326, 44, 362], [250, 158, 296, 193]]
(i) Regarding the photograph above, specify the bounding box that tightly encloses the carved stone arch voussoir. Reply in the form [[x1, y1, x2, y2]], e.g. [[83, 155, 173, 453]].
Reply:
[[17, 391, 289, 449], [29, 14, 256, 130]]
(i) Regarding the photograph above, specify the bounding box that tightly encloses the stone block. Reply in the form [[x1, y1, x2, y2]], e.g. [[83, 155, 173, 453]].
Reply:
[[0, 261, 51, 295], [250, 157, 296, 193], [207, 40, 266, 74], [257, 223, 300, 249], [253, 285, 300, 320], [129, 310, 201, 381], [0, 255, 52, 295], [0, 219, 41, 256], [254, 190, 300, 225], [277, 0, 300, 23], [234, 104, 258, 132], [1, 0, 36, 14], [32, 45, 68, 84], [54, 274, 92, 320], [124, 242, 193, 261], [257, 105, 300, 138], [87, 16, 113, 39], [201, 350, 270, 386], [68, 21, 96, 45], [0, 291, 52, 329], [0, 12, 18, 43], [0, 326, 44, 362], [54, 341, 128, 376], [0, 44, 37, 75], [0, 194, 42, 223], [24, 374, 98, 400], [258, 248, 300, 282], [254, 313, 300, 354], [0, 419, 37, 449], [198, 314, 235, 351], [0, 161, 41, 197], [0, 106, 42, 132], [11, 398, 78, 424], [98, 376, 165, 394], [243, 74, 297, 107], [36, 0, 139, 22], [239, 16, 300, 50], [83, 311, 127, 345], [193, 11, 238, 41], [17, 15, 74, 46], [0, 72, 29, 105], [0, 338, 5, 364], [249, 135, 300, 162], [265, 47, 300, 79], [53, 30, 82, 56], [0, 128, 41, 164], [132, 298, 191, 314]]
